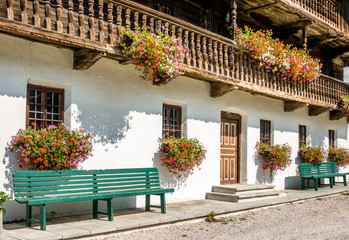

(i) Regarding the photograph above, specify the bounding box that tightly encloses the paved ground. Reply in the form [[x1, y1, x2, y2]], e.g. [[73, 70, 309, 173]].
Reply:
[[2, 184, 349, 240], [99, 194, 349, 240]]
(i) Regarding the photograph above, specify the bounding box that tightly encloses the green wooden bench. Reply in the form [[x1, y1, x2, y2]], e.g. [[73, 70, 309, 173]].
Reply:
[[299, 162, 348, 191], [13, 168, 174, 230]]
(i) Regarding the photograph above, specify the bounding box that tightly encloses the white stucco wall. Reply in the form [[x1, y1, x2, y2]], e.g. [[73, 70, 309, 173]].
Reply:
[[1, 33, 348, 221]]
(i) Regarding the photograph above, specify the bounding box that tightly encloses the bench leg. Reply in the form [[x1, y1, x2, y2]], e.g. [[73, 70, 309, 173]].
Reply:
[[26, 204, 32, 227], [160, 194, 166, 214], [145, 195, 150, 211], [329, 178, 334, 188], [318, 178, 321, 187], [301, 178, 305, 190], [342, 176, 347, 186], [93, 200, 98, 219], [40, 204, 46, 231], [107, 199, 113, 221], [314, 179, 318, 191]]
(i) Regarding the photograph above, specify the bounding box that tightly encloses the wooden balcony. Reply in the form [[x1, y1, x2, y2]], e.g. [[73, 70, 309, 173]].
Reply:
[[0, 0, 348, 120], [288, 0, 348, 37]]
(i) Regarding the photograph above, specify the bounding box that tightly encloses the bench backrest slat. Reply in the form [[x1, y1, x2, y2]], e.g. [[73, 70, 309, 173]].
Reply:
[[300, 162, 338, 176], [14, 168, 162, 200]]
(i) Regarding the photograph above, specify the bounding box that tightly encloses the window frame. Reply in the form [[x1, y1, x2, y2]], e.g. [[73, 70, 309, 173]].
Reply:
[[26, 84, 65, 129], [329, 129, 335, 147], [299, 125, 307, 149], [260, 119, 271, 144], [162, 103, 182, 138]]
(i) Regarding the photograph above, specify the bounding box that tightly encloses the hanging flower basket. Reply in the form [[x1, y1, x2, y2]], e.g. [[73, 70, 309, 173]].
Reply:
[[118, 27, 186, 84]]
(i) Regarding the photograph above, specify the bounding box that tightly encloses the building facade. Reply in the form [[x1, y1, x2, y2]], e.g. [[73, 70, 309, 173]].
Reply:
[[0, 0, 348, 221]]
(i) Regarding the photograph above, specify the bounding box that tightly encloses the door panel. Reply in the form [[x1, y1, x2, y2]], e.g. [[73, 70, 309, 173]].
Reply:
[[220, 112, 240, 184]]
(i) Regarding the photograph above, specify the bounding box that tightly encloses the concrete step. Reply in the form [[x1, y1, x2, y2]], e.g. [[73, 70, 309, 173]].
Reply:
[[212, 184, 275, 194], [206, 189, 285, 203]]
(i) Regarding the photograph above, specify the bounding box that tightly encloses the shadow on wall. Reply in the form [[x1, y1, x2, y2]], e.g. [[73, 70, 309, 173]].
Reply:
[[254, 152, 274, 184], [72, 106, 132, 148], [152, 151, 191, 190], [2, 144, 21, 193]]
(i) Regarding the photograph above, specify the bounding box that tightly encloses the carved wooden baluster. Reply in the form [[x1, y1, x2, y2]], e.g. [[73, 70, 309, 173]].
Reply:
[[6, 0, 14, 20], [202, 37, 208, 71], [164, 22, 169, 35], [98, 0, 104, 42], [56, 0, 63, 32], [116, 6, 122, 37], [261, 66, 266, 87], [190, 32, 196, 67], [108, 3, 115, 44], [125, 8, 131, 31], [265, 67, 269, 88], [134, 12, 139, 30], [20, 0, 28, 24], [247, 55, 252, 83], [78, 0, 85, 38], [157, 20, 162, 32], [67, 0, 74, 35], [184, 30, 190, 65], [177, 27, 182, 42], [224, 45, 229, 77], [196, 34, 202, 69], [142, 14, 147, 29], [230, 46, 235, 79], [149, 18, 154, 33], [213, 41, 219, 73], [238, 55, 243, 81], [33, 0, 40, 27], [88, 0, 95, 40], [44, 0, 51, 30], [208, 39, 213, 72], [171, 25, 176, 38], [219, 42, 224, 75]]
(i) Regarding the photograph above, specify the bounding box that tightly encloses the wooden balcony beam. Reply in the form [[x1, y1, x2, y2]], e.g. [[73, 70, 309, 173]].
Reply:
[[284, 101, 306, 112], [243, 2, 279, 13], [308, 106, 329, 116], [73, 49, 106, 71], [330, 110, 346, 121], [210, 82, 237, 98]]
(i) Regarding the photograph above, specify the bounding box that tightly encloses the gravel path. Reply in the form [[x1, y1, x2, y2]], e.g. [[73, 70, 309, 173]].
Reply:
[[86, 194, 349, 240]]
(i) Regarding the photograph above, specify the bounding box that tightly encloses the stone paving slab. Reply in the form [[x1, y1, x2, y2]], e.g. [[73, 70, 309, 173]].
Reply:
[[2, 184, 349, 240]]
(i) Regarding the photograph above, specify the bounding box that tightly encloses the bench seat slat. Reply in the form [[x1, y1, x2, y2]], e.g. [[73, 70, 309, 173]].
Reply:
[[17, 188, 174, 205], [13, 173, 159, 182]]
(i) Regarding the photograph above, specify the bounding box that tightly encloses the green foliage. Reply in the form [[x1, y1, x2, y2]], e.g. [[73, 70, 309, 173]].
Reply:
[[159, 135, 206, 178], [0, 192, 11, 215], [299, 145, 325, 164], [255, 141, 292, 171], [328, 146, 349, 167], [206, 211, 216, 222], [118, 27, 186, 83], [9, 123, 93, 170]]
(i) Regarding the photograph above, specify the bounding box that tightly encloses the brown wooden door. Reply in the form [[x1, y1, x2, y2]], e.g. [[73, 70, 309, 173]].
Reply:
[[220, 112, 240, 184]]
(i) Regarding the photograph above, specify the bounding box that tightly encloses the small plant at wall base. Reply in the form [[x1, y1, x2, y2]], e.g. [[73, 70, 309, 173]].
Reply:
[[299, 145, 325, 164], [118, 27, 186, 83], [235, 26, 322, 83], [328, 146, 349, 167], [0, 191, 11, 215], [159, 135, 206, 178], [255, 141, 292, 172], [9, 123, 93, 170]]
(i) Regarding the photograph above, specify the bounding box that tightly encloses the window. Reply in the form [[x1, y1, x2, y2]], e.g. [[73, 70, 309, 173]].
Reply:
[[329, 129, 335, 147], [154, 2, 173, 15], [260, 120, 271, 144], [27, 84, 64, 129], [162, 104, 181, 138], [299, 125, 307, 148]]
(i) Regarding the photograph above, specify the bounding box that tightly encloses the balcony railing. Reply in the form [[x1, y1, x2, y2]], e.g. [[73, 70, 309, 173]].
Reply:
[[1, 0, 349, 111], [289, 0, 349, 37]]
